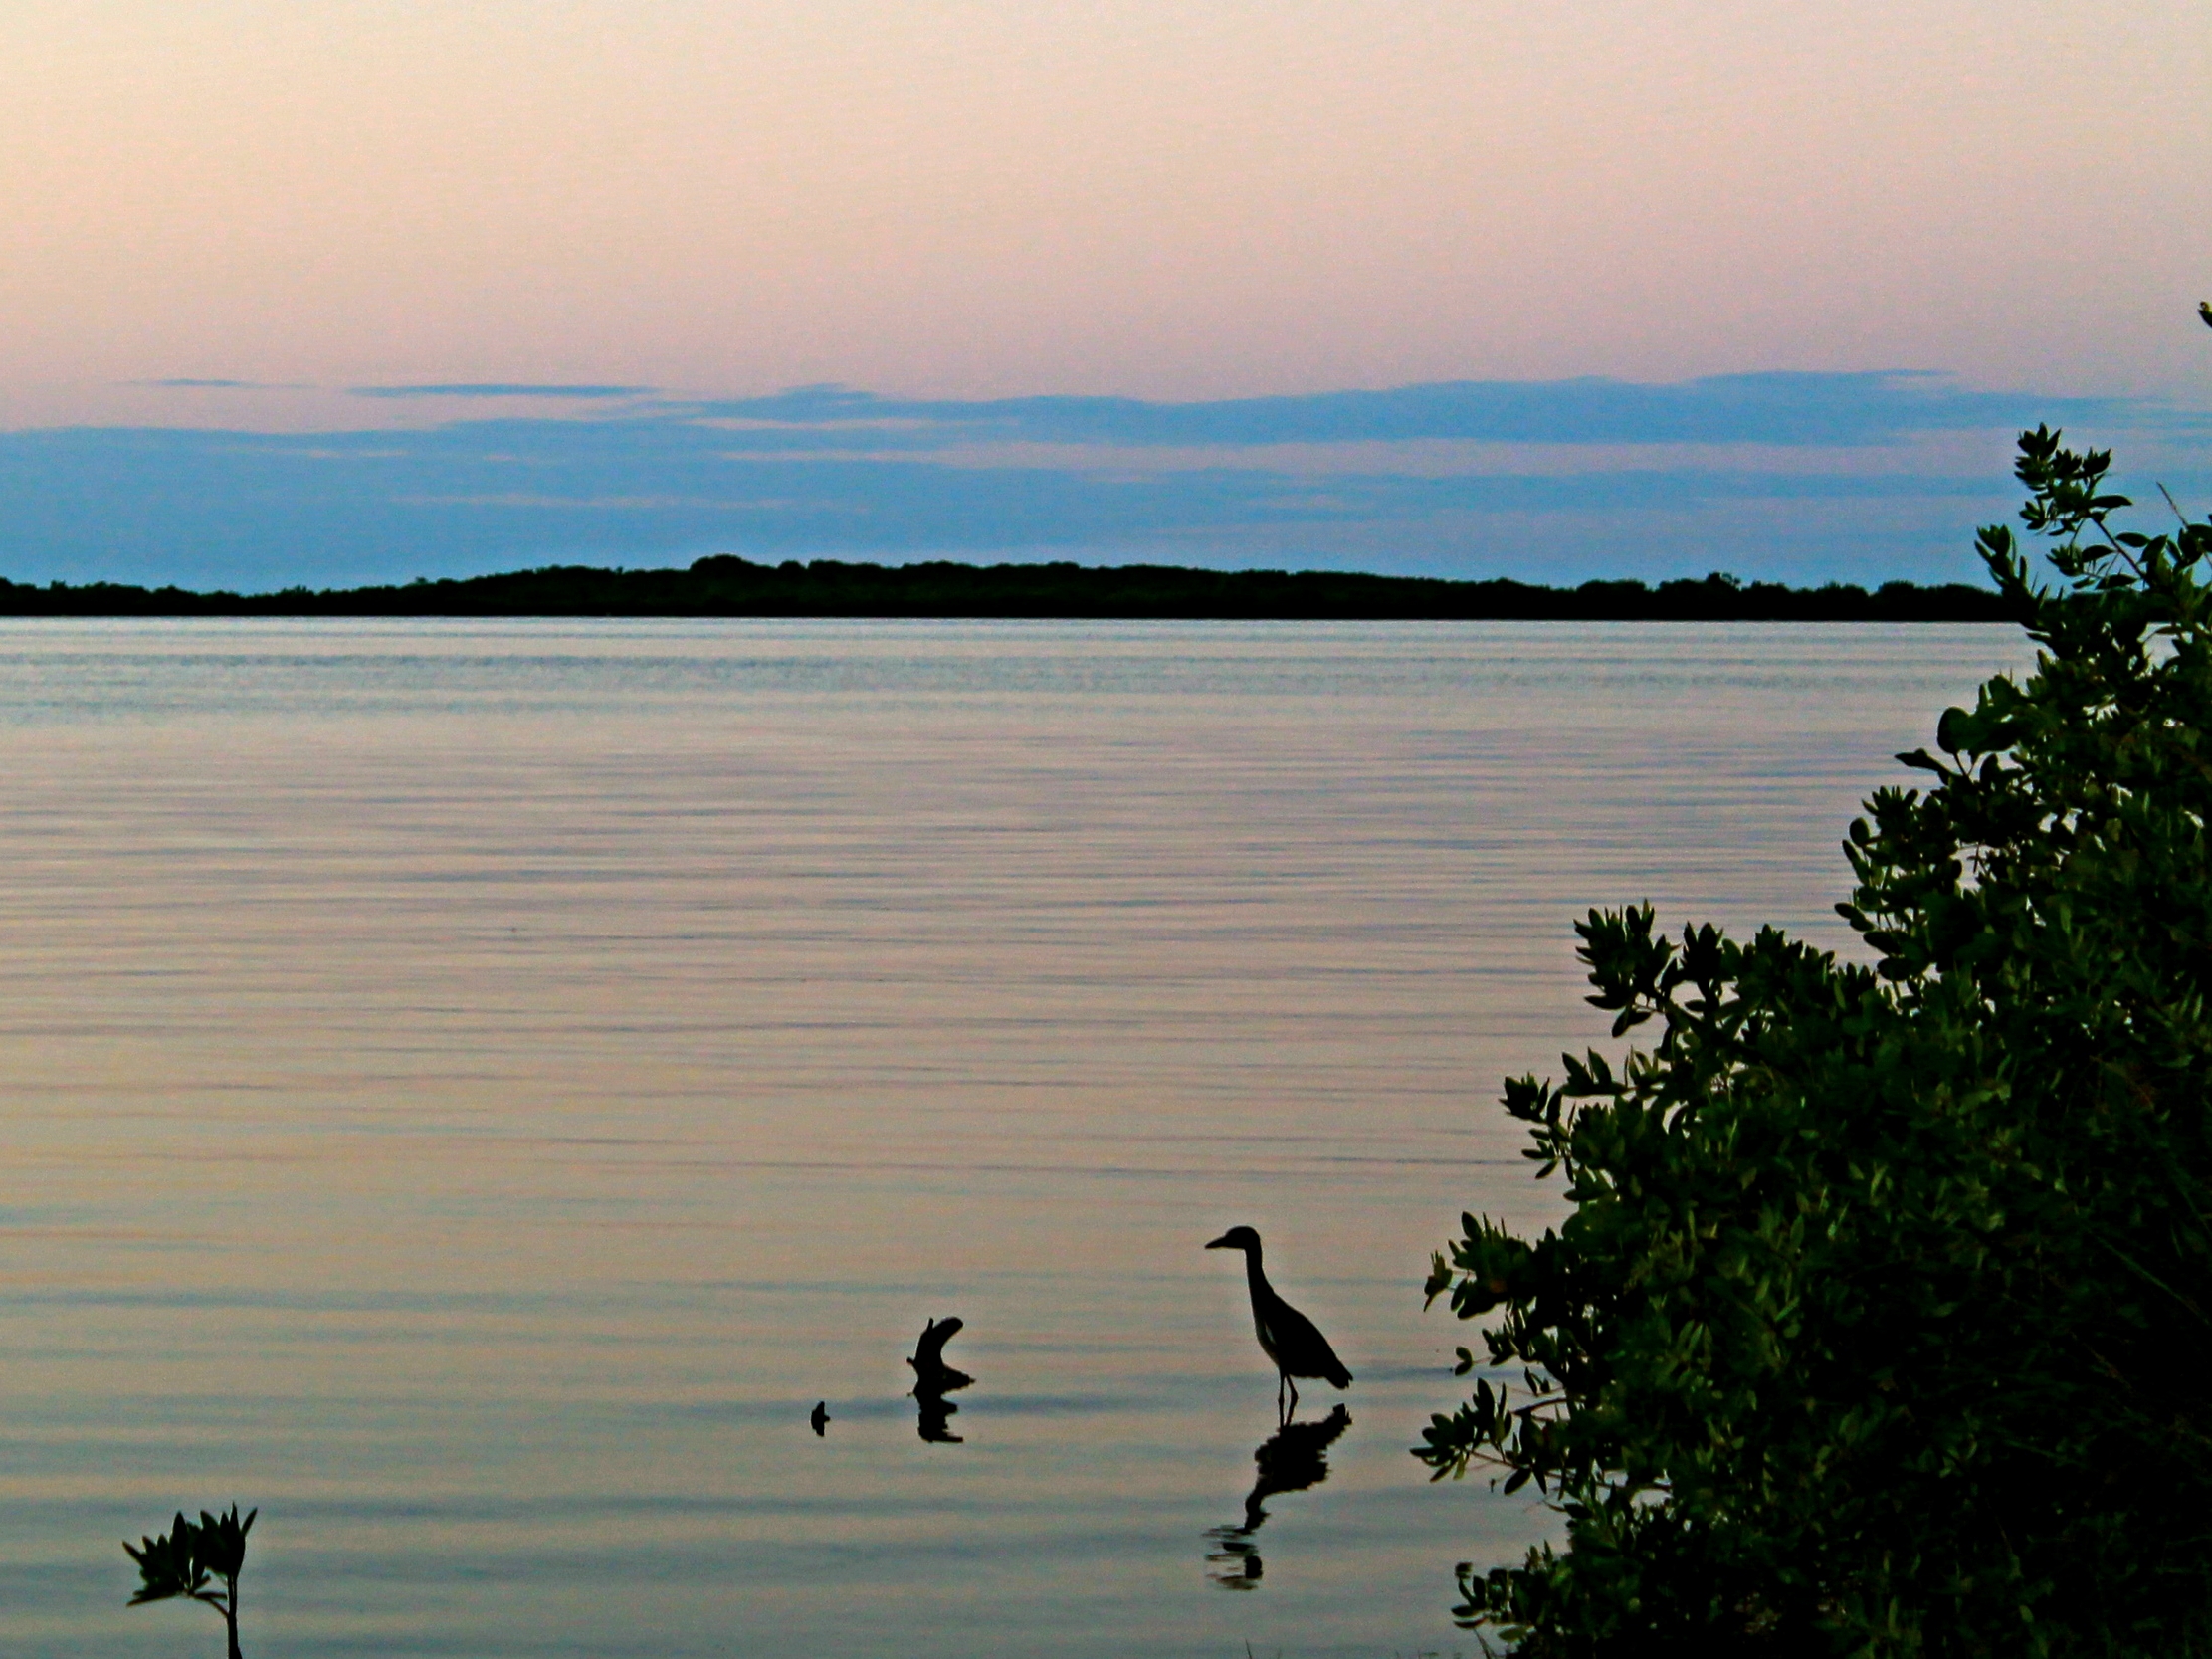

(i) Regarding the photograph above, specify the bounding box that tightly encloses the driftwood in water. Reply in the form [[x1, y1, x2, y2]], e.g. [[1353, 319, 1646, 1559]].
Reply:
[[906, 1316, 974, 1393]]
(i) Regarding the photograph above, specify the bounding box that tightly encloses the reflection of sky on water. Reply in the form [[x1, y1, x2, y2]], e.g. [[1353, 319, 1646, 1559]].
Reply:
[[0, 620, 2031, 1654]]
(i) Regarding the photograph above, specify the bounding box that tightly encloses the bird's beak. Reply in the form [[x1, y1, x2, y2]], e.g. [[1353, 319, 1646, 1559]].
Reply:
[[1204, 1232, 1233, 1250]]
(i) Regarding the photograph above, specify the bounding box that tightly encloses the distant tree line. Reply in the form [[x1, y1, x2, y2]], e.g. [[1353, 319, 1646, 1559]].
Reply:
[[0, 557, 2018, 621]]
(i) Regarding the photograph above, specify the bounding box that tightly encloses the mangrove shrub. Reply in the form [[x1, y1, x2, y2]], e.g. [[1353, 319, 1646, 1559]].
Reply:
[[1419, 408, 2212, 1654], [125, 1505, 255, 1659]]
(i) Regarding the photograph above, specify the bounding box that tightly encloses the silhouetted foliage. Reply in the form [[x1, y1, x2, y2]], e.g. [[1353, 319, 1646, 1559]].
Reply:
[[1419, 398, 2212, 1649], [125, 1505, 255, 1659], [0, 562, 2016, 621]]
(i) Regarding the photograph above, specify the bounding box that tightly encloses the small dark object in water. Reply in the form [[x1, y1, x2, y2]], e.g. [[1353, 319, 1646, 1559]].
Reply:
[[809, 1401, 830, 1436], [908, 1316, 973, 1444]]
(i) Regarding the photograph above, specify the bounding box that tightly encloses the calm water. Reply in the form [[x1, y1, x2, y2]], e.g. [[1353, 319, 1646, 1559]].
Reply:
[[0, 620, 2031, 1657]]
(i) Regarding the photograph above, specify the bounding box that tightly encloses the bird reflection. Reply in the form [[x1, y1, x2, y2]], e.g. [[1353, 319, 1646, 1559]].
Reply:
[[1204, 1405, 1351, 1589], [907, 1316, 973, 1444]]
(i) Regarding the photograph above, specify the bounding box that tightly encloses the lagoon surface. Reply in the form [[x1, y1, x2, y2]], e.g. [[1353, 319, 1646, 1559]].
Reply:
[[0, 619, 2032, 1657]]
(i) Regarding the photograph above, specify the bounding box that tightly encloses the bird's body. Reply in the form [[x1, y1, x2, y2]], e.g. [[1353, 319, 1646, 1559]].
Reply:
[[809, 1401, 830, 1436], [1205, 1226, 1351, 1416]]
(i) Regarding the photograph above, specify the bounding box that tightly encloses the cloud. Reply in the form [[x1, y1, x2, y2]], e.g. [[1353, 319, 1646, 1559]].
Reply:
[[349, 382, 657, 399], [134, 377, 297, 390], [2, 372, 2201, 592], [681, 372, 2156, 450]]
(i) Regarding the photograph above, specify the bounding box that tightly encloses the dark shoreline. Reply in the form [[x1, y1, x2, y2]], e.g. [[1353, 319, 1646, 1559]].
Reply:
[[0, 556, 2020, 621]]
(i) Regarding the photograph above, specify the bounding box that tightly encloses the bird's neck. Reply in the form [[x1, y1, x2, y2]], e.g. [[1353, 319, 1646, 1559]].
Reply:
[[1242, 1249, 1272, 1301]]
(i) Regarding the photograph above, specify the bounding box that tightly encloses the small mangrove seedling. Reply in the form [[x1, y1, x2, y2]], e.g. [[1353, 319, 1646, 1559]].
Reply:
[[124, 1504, 256, 1659]]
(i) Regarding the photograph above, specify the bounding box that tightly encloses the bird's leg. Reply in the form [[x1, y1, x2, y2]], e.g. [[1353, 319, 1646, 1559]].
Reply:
[[1286, 1374, 1301, 1418], [1277, 1370, 1288, 1421]]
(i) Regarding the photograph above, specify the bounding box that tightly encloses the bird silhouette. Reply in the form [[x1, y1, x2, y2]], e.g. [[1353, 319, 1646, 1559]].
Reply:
[[809, 1401, 830, 1436], [1205, 1226, 1352, 1418]]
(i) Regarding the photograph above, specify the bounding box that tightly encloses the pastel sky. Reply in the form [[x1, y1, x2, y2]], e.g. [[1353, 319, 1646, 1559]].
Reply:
[[4, 1, 2208, 589]]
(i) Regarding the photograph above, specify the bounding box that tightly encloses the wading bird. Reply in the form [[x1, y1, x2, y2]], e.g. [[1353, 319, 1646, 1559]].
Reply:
[[1204, 1226, 1352, 1417]]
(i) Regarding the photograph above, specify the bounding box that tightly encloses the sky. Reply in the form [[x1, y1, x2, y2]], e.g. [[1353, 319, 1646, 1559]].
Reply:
[[3, 0, 2208, 590]]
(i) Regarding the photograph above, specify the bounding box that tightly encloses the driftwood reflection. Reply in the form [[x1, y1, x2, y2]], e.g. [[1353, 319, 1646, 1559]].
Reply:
[[1204, 1404, 1350, 1588], [914, 1391, 963, 1443], [907, 1316, 974, 1444]]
